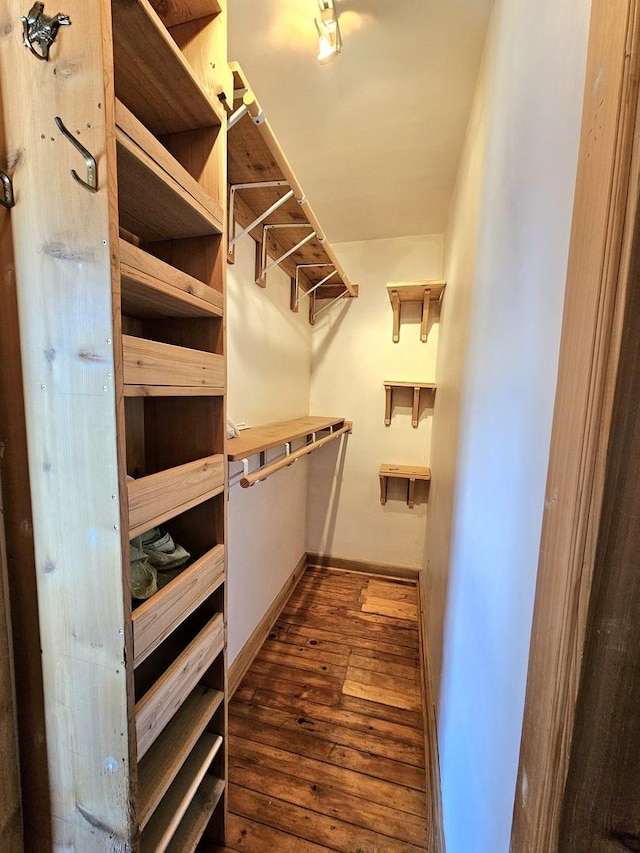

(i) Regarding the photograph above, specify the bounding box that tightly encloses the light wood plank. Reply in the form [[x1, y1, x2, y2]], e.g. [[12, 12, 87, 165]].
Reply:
[[140, 731, 222, 851], [138, 685, 223, 828], [116, 99, 224, 234], [361, 598, 419, 620], [128, 454, 224, 537], [120, 239, 223, 318], [133, 544, 225, 666], [112, 0, 223, 135], [342, 680, 422, 712], [136, 612, 224, 758], [117, 130, 222, 242], [166, 775, 225, 852], [227, 416, 348, 460], [386, 281, 446, 303], [122, 335, 224, 388], [379, 464, 431, 480]]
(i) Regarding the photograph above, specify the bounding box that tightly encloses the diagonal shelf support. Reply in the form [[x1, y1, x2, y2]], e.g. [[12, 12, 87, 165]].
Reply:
[[256, 224, 316, 285], [312, 287, 351, 320], [228, 179, 291, 258]]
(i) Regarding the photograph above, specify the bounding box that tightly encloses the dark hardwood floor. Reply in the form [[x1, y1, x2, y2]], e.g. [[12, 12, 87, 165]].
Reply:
[[218, 566, 429, 852]]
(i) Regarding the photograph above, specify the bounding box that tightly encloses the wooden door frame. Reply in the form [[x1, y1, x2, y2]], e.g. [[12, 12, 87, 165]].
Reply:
[[512, 0, 640, 849]]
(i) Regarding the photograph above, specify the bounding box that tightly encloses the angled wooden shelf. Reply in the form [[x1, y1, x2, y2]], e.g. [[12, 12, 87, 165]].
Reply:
[[128, 455, 225, 538], [122, 335, 225, 390], [384, 381, 437, 427], [138, 684, 224, 830], [227, 63, 357, 309], [120, 240, 224, 319], [116, 100, 224, 242], [112, 0, 225, 135], [379, 464, 431, 509], [139, 730, 223, 851], [133, 543, 225, 667], [387, 280, 446, 343], [136, 612, 225, 759], [166, 775, 226, 852]]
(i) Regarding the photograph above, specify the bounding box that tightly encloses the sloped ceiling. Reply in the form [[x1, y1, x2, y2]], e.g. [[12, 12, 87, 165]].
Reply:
[[228, 0, 493, 243]]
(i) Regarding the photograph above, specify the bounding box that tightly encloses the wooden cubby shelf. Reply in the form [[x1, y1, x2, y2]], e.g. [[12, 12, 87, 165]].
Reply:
[[227, 63, 357, 320], [116, 100, 224, 241], [387, 280, 446, 343], [379, 464, 431, 509], [138, 685, 224, 830], [384, 381, 437, 427], [128, 455, 225, 538], [120, 239, 223, 320], [122, 335, 225, 390], [112, 0, 225, 136], [133, 543, 225, 667], [139, 730, 223, 851], [135, 612, 225, 759]]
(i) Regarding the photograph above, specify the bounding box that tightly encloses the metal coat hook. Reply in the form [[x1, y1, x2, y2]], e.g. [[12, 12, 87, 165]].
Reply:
[[0, 171, 15, 209], [21, 2, 71, 61], [55, 116, 97, 193]]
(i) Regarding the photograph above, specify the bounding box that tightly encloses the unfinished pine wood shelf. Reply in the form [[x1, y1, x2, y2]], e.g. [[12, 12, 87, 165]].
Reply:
[[387, 280, 446, 343], [228, 416, 352, 487], [112, 0, 225, 135], [379, 464, 431, 508], [384, 381, 437, 427], [227, 63, 357, 321]]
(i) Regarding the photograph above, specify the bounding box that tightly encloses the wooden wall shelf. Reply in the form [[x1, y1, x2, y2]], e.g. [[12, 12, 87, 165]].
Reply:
[[387, 280, 446, 343], [228, 416, 349, 460], [384, 381, 436, 427], [227, 63, 357, 316], [379, 464, 431, 509]]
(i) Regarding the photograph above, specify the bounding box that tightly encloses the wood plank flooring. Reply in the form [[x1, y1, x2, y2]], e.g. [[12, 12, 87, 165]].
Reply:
[[216, 566, 429, 852]]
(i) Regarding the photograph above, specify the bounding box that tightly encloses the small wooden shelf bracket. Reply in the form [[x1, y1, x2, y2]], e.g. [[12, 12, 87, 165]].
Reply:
[[379, 464, 431, 509], [227, 179, 292, 259], [384, 381, 437, 427], [386, 280, 446, 343]]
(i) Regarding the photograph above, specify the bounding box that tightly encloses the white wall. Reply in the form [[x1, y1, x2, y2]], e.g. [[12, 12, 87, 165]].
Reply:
[[307, 235, 442, 568], [424, 1, 592, 851], [226, 234, 311, 664]]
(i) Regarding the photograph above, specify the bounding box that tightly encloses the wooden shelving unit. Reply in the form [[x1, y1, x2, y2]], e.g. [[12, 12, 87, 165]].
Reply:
[[387, 280, 446, 342], [384, 381, 437, 427], [226, 63, 358, 322], [0, 0, 229, 848], [228, 416, 352, 487], [379, 465, 431, 508]]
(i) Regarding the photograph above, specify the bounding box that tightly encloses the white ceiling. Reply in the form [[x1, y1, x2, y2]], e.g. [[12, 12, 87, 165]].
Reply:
[[228, 0, 493, 244]]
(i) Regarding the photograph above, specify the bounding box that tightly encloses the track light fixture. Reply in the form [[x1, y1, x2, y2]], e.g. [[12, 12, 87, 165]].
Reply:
[[315, 0, 342, 64]]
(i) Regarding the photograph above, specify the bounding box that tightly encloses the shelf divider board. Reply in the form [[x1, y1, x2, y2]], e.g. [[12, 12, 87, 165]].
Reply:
[[166, 776, 226, 852], [379, 464, 431, 509], [120, 239, 223, 319], [122, 335, 224, 388], [148, 0, 222, 28], [112, 0, 224, 135], [128, 455, 225, 538], [138, 685, 224, 829], [136, 612, 224, 759], [227, 416, 348, 461], [133, 544, 225, 667], [140, 731, 223, 852]]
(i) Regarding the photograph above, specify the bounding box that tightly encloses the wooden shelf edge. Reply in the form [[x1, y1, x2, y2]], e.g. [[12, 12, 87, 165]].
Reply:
[[122, 335, 224, 389], [227, 415, 349, 461], [386, 280, 447, 304], [138, 685, 224, 829], [383, 381, 437, 389], [379, 464, 431, 479]]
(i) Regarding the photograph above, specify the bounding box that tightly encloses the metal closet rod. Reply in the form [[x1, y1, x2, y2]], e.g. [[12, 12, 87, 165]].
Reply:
[[241, 90, 357, 297], [240, 422, 352, 488]]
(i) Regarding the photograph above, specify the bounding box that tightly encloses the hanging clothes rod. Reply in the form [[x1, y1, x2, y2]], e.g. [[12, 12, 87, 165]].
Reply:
[[240, 422, 352, 488], [242, 90, 357, 298]]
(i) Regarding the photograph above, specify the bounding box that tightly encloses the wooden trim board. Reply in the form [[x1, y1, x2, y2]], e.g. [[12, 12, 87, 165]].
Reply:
[[306, 552, 421, 581], [228, 553, 307, 696], [513, 0, 640, 848]]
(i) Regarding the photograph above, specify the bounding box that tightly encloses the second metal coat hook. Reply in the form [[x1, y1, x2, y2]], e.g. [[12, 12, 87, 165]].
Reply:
[[21, 2, 71, 61], [0, 171, 15, 209], [55, 117, 98, 193]]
